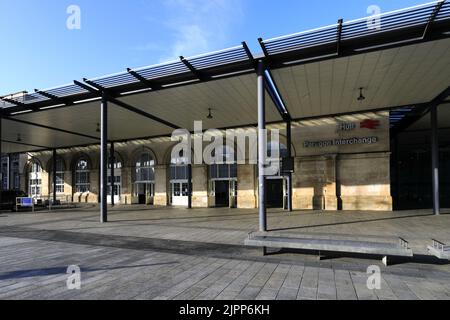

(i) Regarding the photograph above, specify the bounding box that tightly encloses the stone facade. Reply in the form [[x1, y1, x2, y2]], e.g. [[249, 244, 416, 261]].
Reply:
[[21, 111, 392, 212], [192, 165, 208, 208], [237, 164, 257, 209], [154, 165, 168, 206], [293, 155, 338, 210]]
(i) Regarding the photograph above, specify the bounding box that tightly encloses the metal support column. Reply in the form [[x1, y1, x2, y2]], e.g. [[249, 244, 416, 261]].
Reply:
[[110, 142, 115, 207], [8, 154, 11, 190], [52, 149, 57, 204], [286, 120, 293, 212], [100, 93, 108, 223], [257, 60, 267, 232], [187, 164, 192, 209], [431, 104, 440, 215]]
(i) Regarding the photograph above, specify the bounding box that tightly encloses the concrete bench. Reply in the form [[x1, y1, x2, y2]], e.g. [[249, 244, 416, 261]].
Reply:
[[244, 231, 413, 266], [427, 239, 450, 260]]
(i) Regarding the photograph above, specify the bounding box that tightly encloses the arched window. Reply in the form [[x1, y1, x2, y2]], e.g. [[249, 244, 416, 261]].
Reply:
[[1, 156, 8, 190], [135, 152, 155, 183], [134, 151, 155, 204], [169, 149, 190, 205], [210, 145, 237, 180], [29, 161, 42, 198], [170, 149, 189, 181], [11, 154, 20, 190], [75, 158, 90, 193], [53, 157, 66, 194], [108, 152, 123, 203], [108, 153, 122, 169]]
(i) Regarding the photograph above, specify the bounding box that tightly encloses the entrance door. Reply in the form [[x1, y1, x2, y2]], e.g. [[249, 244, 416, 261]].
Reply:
[[107, 173, 121, 204], [266, 178, 284, 208], [171, 181, 189, 206], [29, 173, 42, 200], [230, 180, 237, 208], [135, 183, 154, 204], [214, 180, 230, 207]]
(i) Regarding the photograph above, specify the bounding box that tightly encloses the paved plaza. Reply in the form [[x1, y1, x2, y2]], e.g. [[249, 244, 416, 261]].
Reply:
[[0, 206, 449, 300]]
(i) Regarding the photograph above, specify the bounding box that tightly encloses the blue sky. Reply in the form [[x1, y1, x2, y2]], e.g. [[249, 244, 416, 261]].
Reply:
[[0, 0, 430, 95]]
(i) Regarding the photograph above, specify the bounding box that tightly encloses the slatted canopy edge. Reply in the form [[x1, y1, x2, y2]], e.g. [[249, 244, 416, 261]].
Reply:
[[0, 1, 449, 117]]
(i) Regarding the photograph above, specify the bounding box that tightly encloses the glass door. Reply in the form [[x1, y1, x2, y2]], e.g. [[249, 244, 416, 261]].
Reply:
[[171, 181, 189, 206], [134, 182, 154, 204], [107, 169, 122, 204], [29, 164, 42, 200], [230, 180, 237, 208]]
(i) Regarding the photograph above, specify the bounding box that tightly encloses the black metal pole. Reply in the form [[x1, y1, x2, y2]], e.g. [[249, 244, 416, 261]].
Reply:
[[8, 154, 12, 190], [52, 149, 57, 204], [286, 120, 293, 212], [431, 104, 440, 215], [100, 93, 108, 223], [257, 60, 267, 232], [110, 142, 115, 207], [187, 164, 192, 209]]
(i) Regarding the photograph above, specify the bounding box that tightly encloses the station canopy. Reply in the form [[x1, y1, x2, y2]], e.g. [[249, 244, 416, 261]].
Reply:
[[1, 1, 450, 154]]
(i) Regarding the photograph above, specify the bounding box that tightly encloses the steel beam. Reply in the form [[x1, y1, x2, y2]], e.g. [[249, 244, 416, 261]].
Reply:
[[1, 98, 29, 109], [127, 68, 161, 90], [187, 164, 192, 209], [8, 154, 11, 190], [423, 0, 444, 39], [4, 116, 100, 141], [100, 93, 108, 223], [257, 60, 267, 232], [431, 104, 440, 215], [53, 149, 57, 203], [180, 56, 206, 81], [286, 120, 293, 212], [258, 38, 270, 57], [74, 80, 180, 130], [264, 69, 292, 121], [109, 96, 180, 130], [242, 41, 256, 68], [1, 139, 50, 150], [110, 142, 115, 207], [337, 19, 343, 54], [34, 89, 72, 106]]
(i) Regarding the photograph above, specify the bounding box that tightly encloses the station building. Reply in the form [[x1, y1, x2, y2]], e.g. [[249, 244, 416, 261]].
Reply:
[[1, 2, 449, 222], [15, 110, 393, 211]]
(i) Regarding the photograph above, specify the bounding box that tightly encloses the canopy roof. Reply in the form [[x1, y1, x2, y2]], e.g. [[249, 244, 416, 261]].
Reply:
[[1, 1, 450, 154]]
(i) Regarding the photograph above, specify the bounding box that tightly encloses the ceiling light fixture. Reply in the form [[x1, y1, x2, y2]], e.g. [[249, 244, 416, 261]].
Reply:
[[357, 87, 366, 101], [207, 108, 213, 119]]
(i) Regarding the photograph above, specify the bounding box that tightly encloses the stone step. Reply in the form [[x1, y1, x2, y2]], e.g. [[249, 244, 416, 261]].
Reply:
[[427, 240, 450, 260]]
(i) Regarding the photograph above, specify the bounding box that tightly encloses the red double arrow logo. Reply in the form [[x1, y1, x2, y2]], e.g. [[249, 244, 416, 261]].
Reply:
[[360, 119, 380, 130]]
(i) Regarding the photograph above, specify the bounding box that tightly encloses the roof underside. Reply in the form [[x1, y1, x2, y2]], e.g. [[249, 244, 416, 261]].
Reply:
[[1, 1, 450, 154]]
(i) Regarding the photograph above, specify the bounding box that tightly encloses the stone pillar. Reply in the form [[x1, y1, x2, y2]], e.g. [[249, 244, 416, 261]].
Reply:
[[64, 170, 72, 203], [20, 174, 27, 194], [292, 155, 338, 210], [237, 164, 256, 209], [89, 169, 99, 203], [121, 166, 132, 205], [41, 171, 49, 199], [338, 152, 392, 211], [192, 164, 208, 208], [323, 155, 338, 211], [154, 165, 168, 206]]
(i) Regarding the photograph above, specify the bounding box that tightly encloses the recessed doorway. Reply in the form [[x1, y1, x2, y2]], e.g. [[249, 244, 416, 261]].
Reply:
[[266, 178, 284, 208]]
